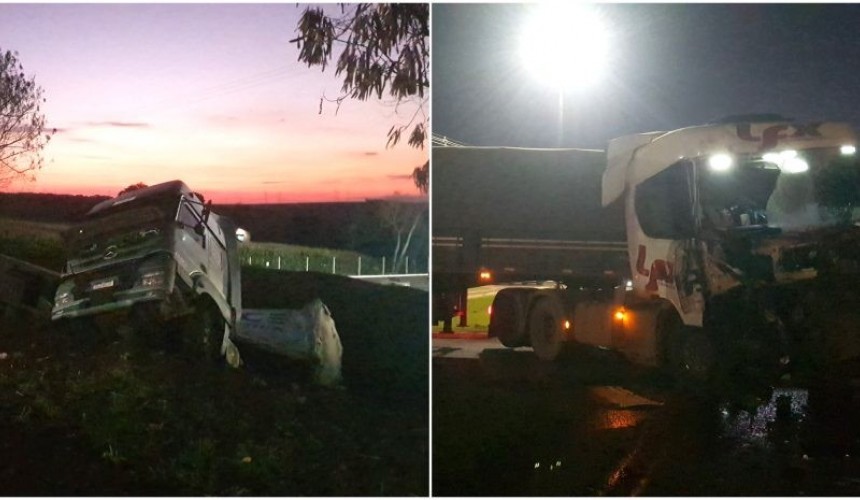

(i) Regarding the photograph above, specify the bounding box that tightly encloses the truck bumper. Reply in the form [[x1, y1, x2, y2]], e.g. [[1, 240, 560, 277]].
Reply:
[[52, 287, 169, 321]]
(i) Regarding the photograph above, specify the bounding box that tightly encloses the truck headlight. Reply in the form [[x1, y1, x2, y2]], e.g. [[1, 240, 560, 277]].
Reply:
[[138, 270, 166, 288], [55, 291, 74, 308], [708, 153, 733, 172]]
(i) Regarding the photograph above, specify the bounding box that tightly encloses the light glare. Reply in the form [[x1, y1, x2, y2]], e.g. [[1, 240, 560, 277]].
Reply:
[[519, 4, 609, 90], [781, 157, 809, 174], [842, 145, 857, 155], [708, 153, 733, 172]]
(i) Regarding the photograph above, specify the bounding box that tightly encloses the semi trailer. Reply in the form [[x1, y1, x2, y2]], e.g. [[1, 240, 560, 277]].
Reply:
[[433, 116, 860, 381]]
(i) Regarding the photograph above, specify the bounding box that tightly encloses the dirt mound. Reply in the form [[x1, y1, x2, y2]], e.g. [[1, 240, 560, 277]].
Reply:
[[240, 267, 428, 397]]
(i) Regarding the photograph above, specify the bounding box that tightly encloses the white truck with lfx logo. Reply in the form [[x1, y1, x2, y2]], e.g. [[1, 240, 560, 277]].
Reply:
[[433, 115, 860, 386], [52, 180, 243, 364]]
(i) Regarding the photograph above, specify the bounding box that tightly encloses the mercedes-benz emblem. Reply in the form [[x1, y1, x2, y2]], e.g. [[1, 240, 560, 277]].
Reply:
[[103, 245, 118, 260]]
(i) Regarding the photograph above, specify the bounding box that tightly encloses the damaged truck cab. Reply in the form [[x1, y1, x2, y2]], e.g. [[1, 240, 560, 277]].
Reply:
[[52, 180, 242, 361], [607, 119, 860, 377], [434, 116, 860, 384]]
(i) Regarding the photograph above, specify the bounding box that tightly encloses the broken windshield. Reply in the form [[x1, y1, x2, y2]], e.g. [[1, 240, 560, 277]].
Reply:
[[698, 147, 860, 232], [68, 199, 177, 269]]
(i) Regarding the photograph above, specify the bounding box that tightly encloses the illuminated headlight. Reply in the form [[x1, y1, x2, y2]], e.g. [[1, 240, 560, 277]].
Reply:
[[762, 150, 807, 173], [138, 270, 166, 288], [781, 156, 809, 174], [842, 145, 857, 156], [55, 291, 74, 308], [708, 153, 733, 172]]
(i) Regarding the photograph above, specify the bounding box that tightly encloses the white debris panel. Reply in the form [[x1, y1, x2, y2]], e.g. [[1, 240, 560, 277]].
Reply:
[[236, 299, 343, 386]]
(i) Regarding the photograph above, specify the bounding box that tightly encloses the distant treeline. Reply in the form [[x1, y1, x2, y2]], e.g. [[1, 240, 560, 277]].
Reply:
[[0, 193, 109, 222], [0, 193, 428, 263]]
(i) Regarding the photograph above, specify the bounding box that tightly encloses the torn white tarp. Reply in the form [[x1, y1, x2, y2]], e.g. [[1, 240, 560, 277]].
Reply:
[[236, 299, 343, 386]]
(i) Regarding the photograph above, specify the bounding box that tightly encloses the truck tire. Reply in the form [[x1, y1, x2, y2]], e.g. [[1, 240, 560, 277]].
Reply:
[[678, 329, 714, 381], [187, 301, 226, 361], [490, 288, 530, 348], [528, 296, 565, 361], [660, 312, 714, 382]]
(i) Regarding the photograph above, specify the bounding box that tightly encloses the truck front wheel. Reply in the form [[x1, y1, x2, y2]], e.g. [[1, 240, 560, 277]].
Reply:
[[187, 301, 226, 361], [528, 296, 565, 361], [660, 313, 714, 382]]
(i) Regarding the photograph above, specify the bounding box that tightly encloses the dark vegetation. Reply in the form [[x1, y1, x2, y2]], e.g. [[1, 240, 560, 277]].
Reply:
[[0, 193, 429, 495], [0, 193, 429, 266], [291, 3, 429, 192]]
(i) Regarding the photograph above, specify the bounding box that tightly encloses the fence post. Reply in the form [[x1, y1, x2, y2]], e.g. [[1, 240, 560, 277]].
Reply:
[[248, 256, 251, 265], [277, 255, 281, 270], [358, 256, 362, 276], [382, 256, 386, 275], [405, 256, 409, 274], [332, 256, 337, 274], [305, 256, 309, 272]]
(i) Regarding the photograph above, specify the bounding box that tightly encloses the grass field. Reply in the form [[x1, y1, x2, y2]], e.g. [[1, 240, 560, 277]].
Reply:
[[239, 242, 387, 275], [432, 290, 495, 334]]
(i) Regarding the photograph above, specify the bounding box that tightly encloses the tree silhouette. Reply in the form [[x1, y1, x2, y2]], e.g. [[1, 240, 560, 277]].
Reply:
[[0, 49, 54, 187], [291, 3, 429, 193], [377, 199, 427, 273]]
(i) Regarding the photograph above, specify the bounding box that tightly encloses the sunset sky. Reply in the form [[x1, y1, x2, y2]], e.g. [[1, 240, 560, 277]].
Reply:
[[1, 3, 427, 203]]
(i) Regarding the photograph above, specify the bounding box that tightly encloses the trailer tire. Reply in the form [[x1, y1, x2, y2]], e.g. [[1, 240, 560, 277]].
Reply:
[[528, 296, 565, 361], [490, 288, 530, 348]]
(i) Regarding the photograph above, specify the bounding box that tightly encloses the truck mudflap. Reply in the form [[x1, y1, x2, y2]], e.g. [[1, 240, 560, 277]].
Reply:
[[235, 299, 343, 386]]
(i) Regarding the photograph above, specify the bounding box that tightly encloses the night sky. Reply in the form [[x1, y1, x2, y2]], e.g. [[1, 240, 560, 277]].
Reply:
[[431, 3, 860, 149]]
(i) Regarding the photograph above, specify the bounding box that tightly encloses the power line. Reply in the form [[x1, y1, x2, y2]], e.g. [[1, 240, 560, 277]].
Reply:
[[431, 133, 469, 147]]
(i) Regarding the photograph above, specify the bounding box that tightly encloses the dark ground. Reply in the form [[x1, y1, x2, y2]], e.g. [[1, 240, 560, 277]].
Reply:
[[0, 270, 428, 496], [433, 342, 860, 496]]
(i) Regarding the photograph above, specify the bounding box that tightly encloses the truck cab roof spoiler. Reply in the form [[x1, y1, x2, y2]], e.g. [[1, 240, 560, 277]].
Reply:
[[601, 121, 856, 207]]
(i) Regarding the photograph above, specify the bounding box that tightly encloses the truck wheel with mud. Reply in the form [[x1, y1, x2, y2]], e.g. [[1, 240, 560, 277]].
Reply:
[[659, 312, 714, 383], [678, 329, 715, 381], [490, 288, 531, 348], [186, 299, 226, 361], [528, 296, 566, 361], [126, 301, 171, 348]]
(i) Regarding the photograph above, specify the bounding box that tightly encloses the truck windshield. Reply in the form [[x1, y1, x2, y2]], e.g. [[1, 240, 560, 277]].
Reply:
[[67, 197, 178, 271], [699, 147, 860, 232]]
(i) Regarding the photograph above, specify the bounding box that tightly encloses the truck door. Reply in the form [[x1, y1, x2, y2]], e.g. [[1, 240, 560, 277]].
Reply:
[[176, 200, 209, 284], [203, 216, 228, 299], [633, 160, 704, 318]]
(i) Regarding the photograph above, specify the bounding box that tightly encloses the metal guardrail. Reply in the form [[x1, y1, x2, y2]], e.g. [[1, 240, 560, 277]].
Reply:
[[240, 248, 425, 276]]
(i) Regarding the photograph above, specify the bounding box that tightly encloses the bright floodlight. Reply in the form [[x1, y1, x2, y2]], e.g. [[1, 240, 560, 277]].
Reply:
[[842, 145, 857, 155], [519, 4, 610, 90], [708, 153, 733, 172]]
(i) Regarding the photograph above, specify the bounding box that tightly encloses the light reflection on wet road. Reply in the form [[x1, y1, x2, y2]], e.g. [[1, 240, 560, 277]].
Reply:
[[433, 337, 860, 496]]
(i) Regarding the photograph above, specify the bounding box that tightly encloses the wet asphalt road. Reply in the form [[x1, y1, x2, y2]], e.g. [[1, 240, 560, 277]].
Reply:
[[433, 337, 860, 496]]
